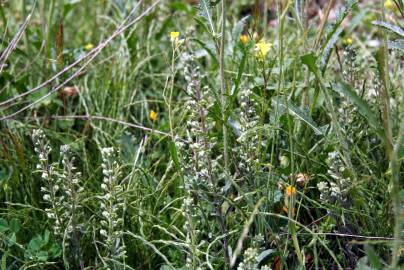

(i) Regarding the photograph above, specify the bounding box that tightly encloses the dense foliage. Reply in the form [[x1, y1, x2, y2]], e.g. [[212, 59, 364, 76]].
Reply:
[[0, 0, 403, 269]]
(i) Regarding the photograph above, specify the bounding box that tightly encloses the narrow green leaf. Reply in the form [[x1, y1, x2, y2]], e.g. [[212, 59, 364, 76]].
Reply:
[[321, 0, 358, 68], [301, 52, 318, 74], [272, 98, 324, 135], [231, 15, 249, 45], [372, 21, 404, 37], [321, 27, 343, 68], [332, 82, 383, 137], [365, 245, 384, 269], [230, 48, 248, 103], [1, 252, 7, 270], [190, 37, 218, 65], [194, 17, 213, 38], [169, 141, 181, 172], [257, 249, 277, 265]]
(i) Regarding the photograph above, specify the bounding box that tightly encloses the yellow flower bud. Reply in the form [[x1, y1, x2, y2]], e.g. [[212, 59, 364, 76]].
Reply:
[[84, 43, 94, 50], [343, 38, 353, 46], [149, 110, 158, 122], [240, 34, 249, 44], [285, 185, 296, 197]]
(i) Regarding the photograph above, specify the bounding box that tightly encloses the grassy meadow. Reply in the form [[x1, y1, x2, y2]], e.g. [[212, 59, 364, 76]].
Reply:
[[0, 0, 403, 269]]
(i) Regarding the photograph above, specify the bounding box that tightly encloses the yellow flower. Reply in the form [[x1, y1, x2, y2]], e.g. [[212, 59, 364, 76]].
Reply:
[[240, 34, 249, 44], [343, 37, 353, 46], [285, 185, 296, 197], [170, 31, 180, 42], [384, 0, 396, 10], [255, 40, 272, 59], [84, 43, 94, 50], [149, 110, 157, 122]]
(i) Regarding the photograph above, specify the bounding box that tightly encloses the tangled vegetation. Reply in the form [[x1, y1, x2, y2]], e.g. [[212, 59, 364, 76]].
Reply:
[[0, 0, 403, 269]]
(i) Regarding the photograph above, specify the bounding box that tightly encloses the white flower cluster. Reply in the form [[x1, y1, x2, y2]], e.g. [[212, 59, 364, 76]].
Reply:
[[237, 247, 271, 270], [176, 56, 225, 268], [32, 129, 64, 236], [317, 151, 350, 204], [235, 88, 260, 174], [342, 45, 358, 86], [33, 130, 85, 268], [98, 147, 126, 266], [59, 144, 85, 266]]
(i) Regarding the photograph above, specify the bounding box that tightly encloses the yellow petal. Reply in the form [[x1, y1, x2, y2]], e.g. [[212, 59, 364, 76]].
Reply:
[[343, 38, 353, 46], [170, 31, 180, 42], [84, 43, 94, 50], [384, 0, 395, 10], [255, 40, 272, 59], [285, 185, 296, 197], [149, 110, 158, 122], [240, 34, 249, 44]]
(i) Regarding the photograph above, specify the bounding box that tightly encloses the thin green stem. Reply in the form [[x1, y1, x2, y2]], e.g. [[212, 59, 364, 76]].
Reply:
[[219, 0, 229, 176]]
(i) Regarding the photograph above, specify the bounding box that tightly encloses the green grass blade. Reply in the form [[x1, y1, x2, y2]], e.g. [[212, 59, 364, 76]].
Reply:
[[332, 82, 384, 138], [272, 98, 324, 136]]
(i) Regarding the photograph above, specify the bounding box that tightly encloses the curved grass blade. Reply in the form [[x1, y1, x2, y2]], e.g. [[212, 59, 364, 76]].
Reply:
[[332, 82, 383, 138], [272, 98, 324, 135], [321, 0, 358, 68], [372, 21, 404, 37]]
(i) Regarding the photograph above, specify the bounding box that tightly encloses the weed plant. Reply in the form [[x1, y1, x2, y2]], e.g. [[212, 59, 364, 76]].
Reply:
[[0, 0, 403, 269]]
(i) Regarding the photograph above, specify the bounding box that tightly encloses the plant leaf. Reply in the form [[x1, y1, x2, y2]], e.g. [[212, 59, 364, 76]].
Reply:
[[198, 0, 215, 34], [301, 52, 318, 74], [372, 21, 404, 37], [9, 218, 20, 233], [272, 98, 324, 135], [0, 218, 8, 233], [365, 245, 384, 269], [321, 0, 358, 68], [169, 141, 181, 172], [321, 26, 343, 68], [230, 48, 248, 103], [232, 15, 249, 44], [257, 249, 277, 265], [332, 82, 383, 137]]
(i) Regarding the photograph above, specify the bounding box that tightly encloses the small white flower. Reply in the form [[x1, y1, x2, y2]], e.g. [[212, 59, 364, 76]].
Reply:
[[100, 229, 108, 237]]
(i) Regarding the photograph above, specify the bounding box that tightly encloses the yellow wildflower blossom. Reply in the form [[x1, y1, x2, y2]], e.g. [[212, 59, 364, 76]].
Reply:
[[343, 37, 353, 46], [255, 40, 272, 59], [240, 34, 249, 44], [149, 110, 157, 122], [384, 0, 396, 10], [84, 43, 94, 50], [170, 31, 180, 42], [285, 185, 296, 197]]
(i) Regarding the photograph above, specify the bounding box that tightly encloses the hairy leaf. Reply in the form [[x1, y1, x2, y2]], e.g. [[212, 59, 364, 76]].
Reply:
[[198, 0, 215, 34], [372, 21, 404, 37], [321, 0, 358, 68]]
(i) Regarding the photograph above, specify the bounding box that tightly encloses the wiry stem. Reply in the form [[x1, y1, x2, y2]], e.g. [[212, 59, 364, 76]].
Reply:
[[217, 1, 230, 266], [219, 0, 229, 175]]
